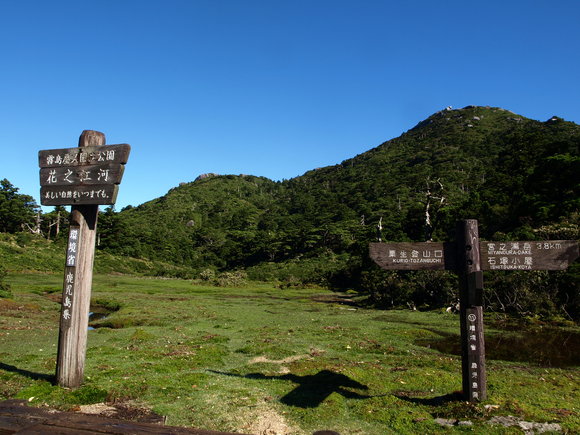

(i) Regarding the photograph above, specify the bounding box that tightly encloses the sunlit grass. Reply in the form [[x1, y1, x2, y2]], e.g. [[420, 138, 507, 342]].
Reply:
[[1, 272, 578, 434]]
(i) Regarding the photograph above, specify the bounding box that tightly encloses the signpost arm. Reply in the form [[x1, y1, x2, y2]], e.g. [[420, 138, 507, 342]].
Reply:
[[456, 219, 487, 401], [55, 130, 103, 388]]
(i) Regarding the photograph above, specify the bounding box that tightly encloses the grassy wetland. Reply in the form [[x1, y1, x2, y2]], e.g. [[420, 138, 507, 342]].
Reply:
[[1, 272, 578, 434]]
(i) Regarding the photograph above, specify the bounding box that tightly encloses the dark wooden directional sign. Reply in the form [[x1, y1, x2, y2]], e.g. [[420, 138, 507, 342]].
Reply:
[[481, 240, 579, 271], [39, 144, 130, 206], [369, 242, 457, 270], [372, 240, 579, 272], [370, 221, 579, 403]]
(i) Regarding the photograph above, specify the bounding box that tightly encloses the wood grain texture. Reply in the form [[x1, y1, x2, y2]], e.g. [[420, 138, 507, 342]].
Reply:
[[0, 400, 245, 434], [456, 220, 487, 402], [55, 132, 103, 388]]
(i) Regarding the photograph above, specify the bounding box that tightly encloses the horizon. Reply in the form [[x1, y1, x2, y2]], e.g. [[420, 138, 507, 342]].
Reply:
[[1, 1, 579, 211]]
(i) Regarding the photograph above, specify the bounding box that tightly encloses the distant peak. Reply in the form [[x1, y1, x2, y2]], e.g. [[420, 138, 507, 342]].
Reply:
[[195, 173, 219, 181]]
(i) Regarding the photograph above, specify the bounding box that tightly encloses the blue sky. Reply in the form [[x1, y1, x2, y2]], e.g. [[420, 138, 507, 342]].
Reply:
[[1, 0, 579, 211]]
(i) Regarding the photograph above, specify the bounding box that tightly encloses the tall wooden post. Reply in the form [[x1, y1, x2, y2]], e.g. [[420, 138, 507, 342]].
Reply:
[[456, 219, 486, 401], [55, 130, 103, 388]]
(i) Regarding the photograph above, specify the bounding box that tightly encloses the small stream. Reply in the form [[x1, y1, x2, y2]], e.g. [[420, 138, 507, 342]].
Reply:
[[416, 323, 579, 368], [88, 305, 114, 330]]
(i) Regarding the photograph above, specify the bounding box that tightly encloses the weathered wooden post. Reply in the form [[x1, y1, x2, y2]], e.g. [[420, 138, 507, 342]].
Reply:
[[38, 130, 130, 388], [456, 219, 486, 401], [56, 131, 102, 388]]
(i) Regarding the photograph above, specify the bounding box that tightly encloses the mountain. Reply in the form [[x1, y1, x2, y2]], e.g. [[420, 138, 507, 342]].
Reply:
[[96, 105, 579, 318]]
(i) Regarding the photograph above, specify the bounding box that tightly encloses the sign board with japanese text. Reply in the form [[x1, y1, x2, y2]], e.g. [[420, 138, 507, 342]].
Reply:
[[38, 144, 130, 206], [481, 240, 579, 271], [369, 221, 579, 403], [41, 185, 119, 206], [371, 240, 579, 272], [47, 130, 131, 389], [369, 242, 456, 270], [38, 144, 130, 168]]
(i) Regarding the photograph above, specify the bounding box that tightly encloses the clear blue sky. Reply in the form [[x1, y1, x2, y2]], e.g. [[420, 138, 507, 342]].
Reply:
[[1, 0, 579, 211]]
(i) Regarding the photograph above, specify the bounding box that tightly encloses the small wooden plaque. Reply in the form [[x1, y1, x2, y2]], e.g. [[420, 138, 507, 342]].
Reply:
[[40, 185, 119, 206], [369, 242, 457, 270], [40, 163, 125, 187], [38, 144, 130, 168], [480, 240, 579, 271]]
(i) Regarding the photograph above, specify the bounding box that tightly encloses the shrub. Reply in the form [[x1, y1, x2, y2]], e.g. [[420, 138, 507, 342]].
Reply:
[[199, 268, 216, 281], [215, 270, 248, 287]]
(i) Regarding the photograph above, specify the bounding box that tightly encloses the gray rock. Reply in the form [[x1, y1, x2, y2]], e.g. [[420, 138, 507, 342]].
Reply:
[[487, 415, 562, 433], [195, 173, 219, 181], [434, 418, 457, 427]]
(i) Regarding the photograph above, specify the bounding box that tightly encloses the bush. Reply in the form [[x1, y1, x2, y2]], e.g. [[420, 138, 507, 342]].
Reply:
[[215, 270, 248, 287], [199, 268, 216, 281]]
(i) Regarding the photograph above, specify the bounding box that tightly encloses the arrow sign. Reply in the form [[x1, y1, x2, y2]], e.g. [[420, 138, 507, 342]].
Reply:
[[369, 242, 457, 270]]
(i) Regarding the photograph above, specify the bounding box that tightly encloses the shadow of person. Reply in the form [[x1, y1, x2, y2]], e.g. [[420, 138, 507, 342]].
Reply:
[[210, 369, 373, 408], [0, 362, 54, 383]]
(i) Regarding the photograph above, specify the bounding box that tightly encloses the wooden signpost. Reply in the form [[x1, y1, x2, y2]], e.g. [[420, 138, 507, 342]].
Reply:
[[39, 130, 130, 388], [370, 219, 579, 402]]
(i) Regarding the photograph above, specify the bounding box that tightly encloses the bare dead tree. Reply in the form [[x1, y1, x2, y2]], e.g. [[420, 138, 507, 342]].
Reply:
[[22, 211, 42, 235], [422, 177, 446, 241]]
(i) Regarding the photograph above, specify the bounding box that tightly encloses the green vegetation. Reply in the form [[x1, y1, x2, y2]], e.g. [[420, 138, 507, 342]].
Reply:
[[101, 106, 580, 320], [1, 272, 578, 434], [1, 106, 579, 319]]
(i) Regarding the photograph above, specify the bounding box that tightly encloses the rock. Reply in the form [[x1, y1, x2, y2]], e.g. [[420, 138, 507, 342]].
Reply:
[[195, 173, 219, 181], [434, 418, 457, 427], [487, 415, 562, 433]]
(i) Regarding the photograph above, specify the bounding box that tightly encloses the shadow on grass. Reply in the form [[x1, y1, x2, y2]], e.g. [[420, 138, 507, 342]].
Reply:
[[210, 369, 374, 408], [0, 362, 54, 383], [395, 391, 464, 406]]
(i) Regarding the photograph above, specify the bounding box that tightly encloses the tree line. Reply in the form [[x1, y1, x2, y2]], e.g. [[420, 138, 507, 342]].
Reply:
[[2, 106, 579, 320]]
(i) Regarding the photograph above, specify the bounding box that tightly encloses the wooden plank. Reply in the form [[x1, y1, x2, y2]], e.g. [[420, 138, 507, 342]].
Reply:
[[0, 400, 245, 434], [40, 163, 125, 187], [40, 185, 119, 206], [369, 242, 456, 270], [456, 220, 486, 402], [38, 144, 131, 168], [480, 240, 579, 271]]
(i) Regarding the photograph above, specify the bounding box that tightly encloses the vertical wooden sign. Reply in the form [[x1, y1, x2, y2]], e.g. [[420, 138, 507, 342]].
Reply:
[[55, 131, 103, 388], [456, 220, 486, 401], [371, 221, 578, 402]]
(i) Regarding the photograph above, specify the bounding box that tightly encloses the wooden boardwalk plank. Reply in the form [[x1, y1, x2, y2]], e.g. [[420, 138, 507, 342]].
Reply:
[[0, 401, 244, 435]]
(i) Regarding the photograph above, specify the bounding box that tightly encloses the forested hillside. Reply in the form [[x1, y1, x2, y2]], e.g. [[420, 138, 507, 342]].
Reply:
[[2, 106, 579, 318]]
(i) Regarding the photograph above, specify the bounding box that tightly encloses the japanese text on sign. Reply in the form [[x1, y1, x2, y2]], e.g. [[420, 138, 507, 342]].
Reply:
[[66, 228, 79, 266], [40, 185, 119, 206], [39, 144, 130, 168], [369, 242, 456, 270], [481, 240, 578, 271]]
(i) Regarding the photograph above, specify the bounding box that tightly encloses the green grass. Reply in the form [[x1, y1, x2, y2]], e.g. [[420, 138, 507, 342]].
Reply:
[[1, 272, 578, 434]]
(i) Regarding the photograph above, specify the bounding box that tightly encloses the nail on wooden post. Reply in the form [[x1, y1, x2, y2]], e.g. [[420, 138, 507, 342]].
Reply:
[[55, 130, 103, 388]]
